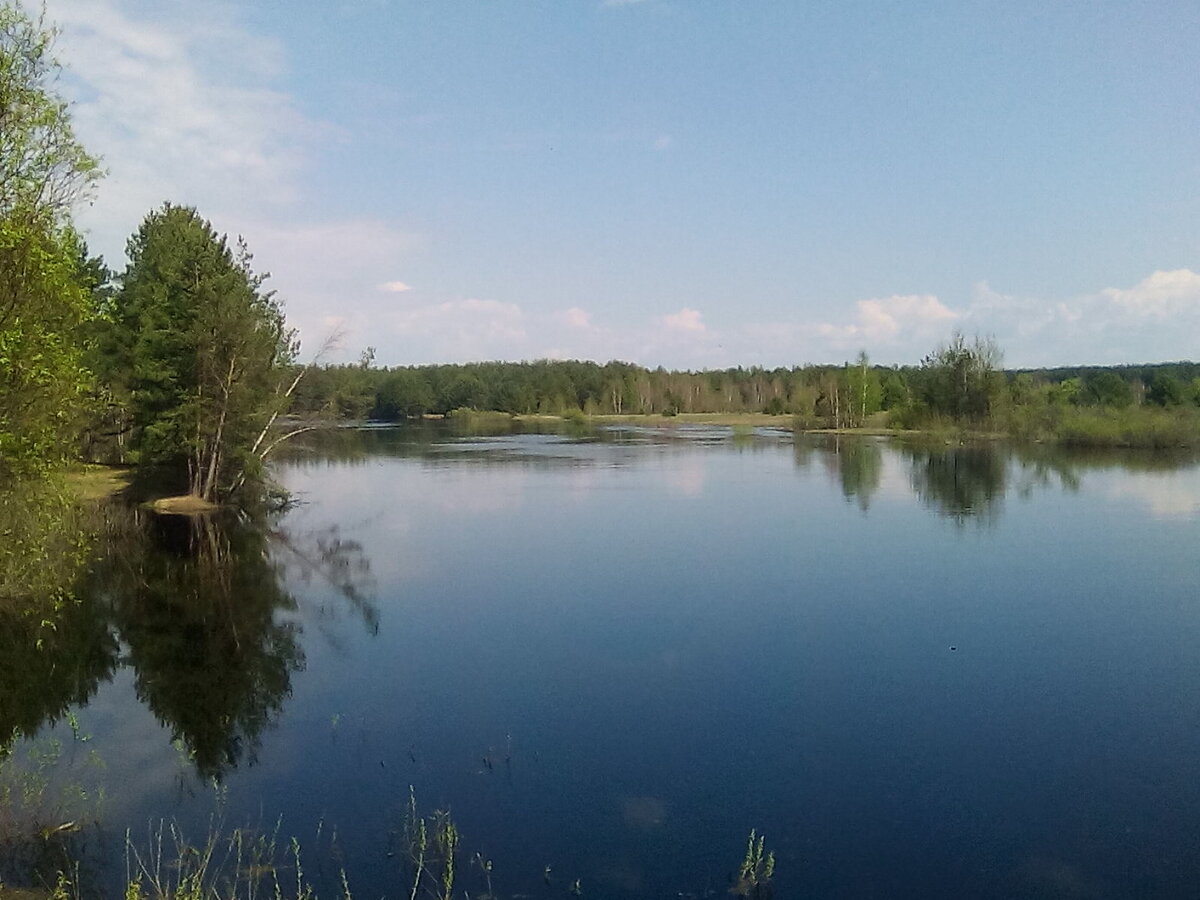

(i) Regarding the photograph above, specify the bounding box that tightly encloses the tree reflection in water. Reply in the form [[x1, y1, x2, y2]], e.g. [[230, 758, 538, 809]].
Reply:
[[904, 444, 1009, 524], [94, 509, 306, 779], [829, 437, 884, 512], [0, 499, 377, 782], [0, 481, 118, 742]]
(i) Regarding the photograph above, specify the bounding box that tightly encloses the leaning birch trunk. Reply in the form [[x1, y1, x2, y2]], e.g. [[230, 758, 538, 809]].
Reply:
[[200, 357, 237, 501], [247, 365, 307, 460], [228, 365, 309, 495]]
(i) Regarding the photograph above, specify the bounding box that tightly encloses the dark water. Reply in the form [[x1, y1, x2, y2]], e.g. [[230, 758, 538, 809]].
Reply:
[[5, 425, 1200, 898]]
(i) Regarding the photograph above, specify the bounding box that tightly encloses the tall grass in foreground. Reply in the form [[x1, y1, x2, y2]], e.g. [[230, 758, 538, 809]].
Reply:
[[7, 810, 780, 899], [3, 739, 780, 900]]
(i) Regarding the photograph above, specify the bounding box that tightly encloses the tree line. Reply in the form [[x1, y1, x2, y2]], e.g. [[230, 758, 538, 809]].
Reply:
[[289, 339, 1200, 428]]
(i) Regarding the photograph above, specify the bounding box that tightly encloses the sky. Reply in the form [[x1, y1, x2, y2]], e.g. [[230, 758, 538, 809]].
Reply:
[[41, 0, 1200, 369]]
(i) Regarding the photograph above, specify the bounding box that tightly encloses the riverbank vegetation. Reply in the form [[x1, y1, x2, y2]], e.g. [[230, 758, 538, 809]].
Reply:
[[288, 341, 1200, 448]]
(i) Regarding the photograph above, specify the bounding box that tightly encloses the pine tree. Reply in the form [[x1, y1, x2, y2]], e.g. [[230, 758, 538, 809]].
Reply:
[[114, 204, 296, 501]]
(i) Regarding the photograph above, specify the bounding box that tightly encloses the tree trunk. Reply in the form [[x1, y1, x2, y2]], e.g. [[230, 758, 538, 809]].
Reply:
[[201, 357, 237, 501]]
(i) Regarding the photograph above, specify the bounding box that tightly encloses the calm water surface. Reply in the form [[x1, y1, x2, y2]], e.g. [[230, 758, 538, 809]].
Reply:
[[6, 425, 1200, 898]]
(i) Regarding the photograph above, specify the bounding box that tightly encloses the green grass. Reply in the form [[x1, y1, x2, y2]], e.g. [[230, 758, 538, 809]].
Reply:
[[1052, 406, 1200, 449], [585, 412, 796, 427], [61, 466, 133, 503]]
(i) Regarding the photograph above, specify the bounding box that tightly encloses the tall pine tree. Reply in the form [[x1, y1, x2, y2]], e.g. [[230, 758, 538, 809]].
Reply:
[[114, 204, 296, 501]]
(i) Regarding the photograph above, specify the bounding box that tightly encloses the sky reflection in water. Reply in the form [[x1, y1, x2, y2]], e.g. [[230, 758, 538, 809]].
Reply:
[[8, 426, 1200, 899]]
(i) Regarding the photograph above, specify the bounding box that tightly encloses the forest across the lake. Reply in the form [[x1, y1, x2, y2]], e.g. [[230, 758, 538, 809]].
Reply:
[[286, 347, 1200, 450]]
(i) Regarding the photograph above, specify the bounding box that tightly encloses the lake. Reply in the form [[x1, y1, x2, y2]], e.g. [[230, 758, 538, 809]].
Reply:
[[4, 424, 1200, 898]]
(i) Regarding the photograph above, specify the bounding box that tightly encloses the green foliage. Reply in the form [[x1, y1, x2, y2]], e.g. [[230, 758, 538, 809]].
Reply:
[[844, 351, 882, 424], [879, 367, 911, 410], [1054, 406, 1200, 449], [1083, 370, 1133, 408], [0, 224, 96, 478], [400, 789, 461, 900], [0, 5, 99, 221], [373, 368, 435, 419], [0, 477, 95, 621], [287, 349, 1200, 450], [0, 3, 101, 479], [123, 819, 325, 900], [110, 204, 296, 500], [915, 332, 1004, 422], [1146, 372, 1186, 407], [296, 360, 915, 423]]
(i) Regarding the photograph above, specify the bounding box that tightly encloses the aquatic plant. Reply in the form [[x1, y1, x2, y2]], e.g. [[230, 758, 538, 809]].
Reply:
[[400, 787, 461, 900], [122, 818, 336, 900], [731, 829, 775, 899]]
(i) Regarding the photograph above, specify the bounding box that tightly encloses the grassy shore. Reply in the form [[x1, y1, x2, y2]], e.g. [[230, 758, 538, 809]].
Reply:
[[512, 408, 1199, 448], [61, 465, 133, 502], [1046, 406, 1200, 449], [60, 466, 223, 516], [577, 411, 798, 428]]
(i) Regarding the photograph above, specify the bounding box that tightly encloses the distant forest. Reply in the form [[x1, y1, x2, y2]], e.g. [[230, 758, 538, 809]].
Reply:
[[289, 348, 1200, 426]]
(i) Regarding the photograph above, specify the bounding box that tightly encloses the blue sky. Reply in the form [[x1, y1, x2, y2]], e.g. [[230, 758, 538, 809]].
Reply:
[[46, 0, 1200, 368]]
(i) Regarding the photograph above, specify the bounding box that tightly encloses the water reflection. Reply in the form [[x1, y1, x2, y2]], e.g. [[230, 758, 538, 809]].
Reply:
[[782, 433, 1200, 524], [91, 511, 305, 778], [904, 444, 1009, 524], [5, 426, 1200, 898], [0, 594, 117, 740], [0, 479, 95, 617], [0, 480, 116, 741], [823, 438, 884, 512], [0, 501, 378, 782]]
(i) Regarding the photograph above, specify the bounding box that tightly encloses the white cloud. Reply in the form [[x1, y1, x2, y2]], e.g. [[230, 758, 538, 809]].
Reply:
[[814, 294, 958, 350], [1100, 269, 1200, 319], [42, 1, 1200, 371], [964, 269, 1200, 365], [855, 294, 958, 341], [559, 307, 593, 329], [661, 307, 706, 333], [48, 0, 321, 262]]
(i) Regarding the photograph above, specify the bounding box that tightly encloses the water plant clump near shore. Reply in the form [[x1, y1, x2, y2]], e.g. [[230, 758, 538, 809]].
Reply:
[[1, 775, 780, 899], [0, 763, 777, 900]]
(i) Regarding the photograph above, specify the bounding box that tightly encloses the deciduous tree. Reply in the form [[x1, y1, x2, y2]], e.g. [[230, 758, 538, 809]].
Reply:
[[0, 3, 100, 478], [917, 332, 1004, 422]]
